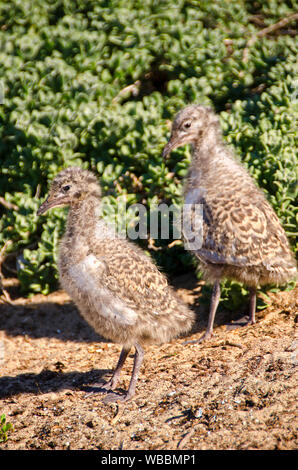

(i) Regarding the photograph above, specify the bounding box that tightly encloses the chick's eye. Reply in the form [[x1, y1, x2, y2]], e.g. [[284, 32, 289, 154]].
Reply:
[[62, 185, 71, 193], [183, 121, 191, 129]]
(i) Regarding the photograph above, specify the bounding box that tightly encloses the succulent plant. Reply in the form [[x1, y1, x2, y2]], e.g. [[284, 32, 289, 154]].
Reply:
[[0, 0, 296, 303]]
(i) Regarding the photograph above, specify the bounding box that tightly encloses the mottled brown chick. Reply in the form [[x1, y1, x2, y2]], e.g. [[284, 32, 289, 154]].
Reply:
[[163, 105, 297, 342], [37, 167, 194, 402]]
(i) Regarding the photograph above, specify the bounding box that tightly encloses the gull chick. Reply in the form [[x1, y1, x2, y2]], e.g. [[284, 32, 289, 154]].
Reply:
[[163, 105, 297, 342], [37, 167, 195, 402]]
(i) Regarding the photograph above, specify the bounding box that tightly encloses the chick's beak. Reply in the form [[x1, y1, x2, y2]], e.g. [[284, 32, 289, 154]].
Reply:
[[162, 137, 179, 159], [37, 196, 67, 215], [162, 142, 171, 159], [37, 197, 53, 216]]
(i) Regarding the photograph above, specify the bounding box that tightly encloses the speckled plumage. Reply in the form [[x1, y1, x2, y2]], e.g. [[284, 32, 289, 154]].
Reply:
[[163, 105, 297, 342], [37, 167, 194, 402]]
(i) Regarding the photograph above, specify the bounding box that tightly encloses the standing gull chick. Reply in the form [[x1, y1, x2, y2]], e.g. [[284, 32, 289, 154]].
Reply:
[[163, 105, 297, 342], [37, 167, 194, 402]]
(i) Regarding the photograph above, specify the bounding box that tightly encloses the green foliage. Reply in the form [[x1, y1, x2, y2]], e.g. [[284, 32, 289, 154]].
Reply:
[[0, 414, 13, 443], [0, 0, 297, 305]]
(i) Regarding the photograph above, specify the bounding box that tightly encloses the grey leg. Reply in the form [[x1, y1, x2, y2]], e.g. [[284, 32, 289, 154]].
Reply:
[[248, 287, 256, 324], [185, 280, 221, 344], [103, 343, 144, 403], [101, 346, 130, 391], [200, 280, 221, 342], [84, 346, 131, 398], [226, 286, 258, 330]]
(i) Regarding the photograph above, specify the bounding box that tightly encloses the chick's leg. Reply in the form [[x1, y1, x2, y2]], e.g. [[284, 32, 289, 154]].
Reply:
[[102, 346, 130, 391], [185, 280, 221, 344], [103, 343, 144, 403]]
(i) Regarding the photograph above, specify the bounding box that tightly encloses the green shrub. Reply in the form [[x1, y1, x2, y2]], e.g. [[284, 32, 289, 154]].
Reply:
[[0, 0, 297, 304], [0, 414, 13, 443]]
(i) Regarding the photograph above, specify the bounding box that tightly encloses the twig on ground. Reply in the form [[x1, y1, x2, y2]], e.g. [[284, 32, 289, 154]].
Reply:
[[168, 240, 183, 249], [243, 13, 298, 62], [0, 197, 18, 211], [112, 80, 141, 103], [224, 340, 244, 350], [147, 238, 163, 251], [177, 427, 195, 449], [35, 184, 41, 199], [110, 404, 125, 425]]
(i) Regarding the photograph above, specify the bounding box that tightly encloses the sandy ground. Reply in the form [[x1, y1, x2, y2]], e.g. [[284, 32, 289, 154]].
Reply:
[[0, 274, 297, 450]]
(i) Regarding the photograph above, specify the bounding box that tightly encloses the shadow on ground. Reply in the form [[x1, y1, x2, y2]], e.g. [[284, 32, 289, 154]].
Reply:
[[0, 298, 103, 343], [0, 368, 112, 399]]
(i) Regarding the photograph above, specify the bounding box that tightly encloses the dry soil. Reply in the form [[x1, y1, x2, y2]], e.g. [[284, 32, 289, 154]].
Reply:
[[0, 274, 297, 450]]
